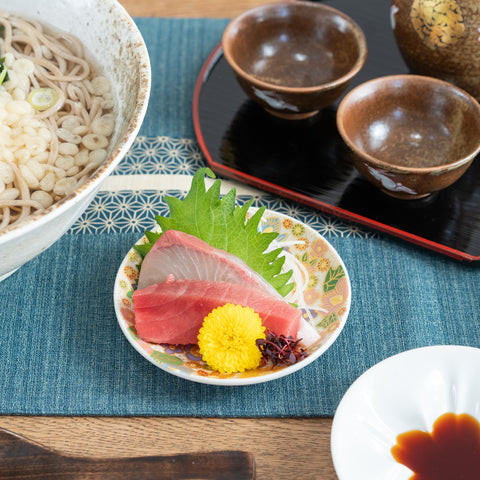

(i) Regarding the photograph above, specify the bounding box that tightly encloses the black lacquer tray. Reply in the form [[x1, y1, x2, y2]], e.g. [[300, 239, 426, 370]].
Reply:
[[193, 0, 480, 261]]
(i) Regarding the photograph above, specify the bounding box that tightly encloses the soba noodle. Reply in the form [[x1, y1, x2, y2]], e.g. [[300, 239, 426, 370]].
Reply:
[[0, 12, 115, 232]]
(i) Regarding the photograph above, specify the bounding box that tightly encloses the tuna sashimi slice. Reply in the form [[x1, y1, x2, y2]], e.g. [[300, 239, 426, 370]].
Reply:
[[132, 276, 301, 345], [137, 229, 281, 298]]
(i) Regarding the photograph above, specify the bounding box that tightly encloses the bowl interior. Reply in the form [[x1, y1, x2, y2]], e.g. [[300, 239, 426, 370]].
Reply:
[[1, 0, 147, 153], [0, 0, 150, 242], [339, 77, 480, 169], [224, 2, 365, 89]]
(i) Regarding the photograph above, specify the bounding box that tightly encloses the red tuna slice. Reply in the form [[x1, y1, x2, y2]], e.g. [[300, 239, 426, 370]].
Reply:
[[137, 229, 281, 298], [132, 277, 301, 345]]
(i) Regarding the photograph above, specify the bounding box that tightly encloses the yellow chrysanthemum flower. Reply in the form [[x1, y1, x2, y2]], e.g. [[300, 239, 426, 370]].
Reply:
[[197, 304, 266, 374]]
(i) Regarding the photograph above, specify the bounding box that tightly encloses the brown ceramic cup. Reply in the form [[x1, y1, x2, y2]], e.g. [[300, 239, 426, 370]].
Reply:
[[391, 0, 480, 100], [222, 1, 367, 120], [336, 75, 480, 200]]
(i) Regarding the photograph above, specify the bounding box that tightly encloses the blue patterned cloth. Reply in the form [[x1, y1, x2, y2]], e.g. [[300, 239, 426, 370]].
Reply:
[[1, 19, 479, 417]]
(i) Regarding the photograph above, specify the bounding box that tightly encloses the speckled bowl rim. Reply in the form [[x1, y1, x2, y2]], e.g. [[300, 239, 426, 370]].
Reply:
[[0, 0, 151, 242], [222, 0, 368, 94], [337, 74, 480, 173]]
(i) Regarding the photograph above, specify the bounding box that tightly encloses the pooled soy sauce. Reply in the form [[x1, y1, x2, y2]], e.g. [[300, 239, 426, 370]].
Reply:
[[391, 412, 480, 479]]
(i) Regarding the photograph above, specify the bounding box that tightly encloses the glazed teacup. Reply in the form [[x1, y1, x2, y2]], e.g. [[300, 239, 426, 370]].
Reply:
[[336, 75, 480, 200], [222, 1, 367, 120]]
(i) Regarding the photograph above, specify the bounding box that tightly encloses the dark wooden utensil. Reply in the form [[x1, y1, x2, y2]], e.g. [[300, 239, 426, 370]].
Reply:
[[0, 427, 255, 479]]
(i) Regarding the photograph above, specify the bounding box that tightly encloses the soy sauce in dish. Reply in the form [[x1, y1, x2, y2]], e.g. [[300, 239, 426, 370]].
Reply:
[[391, 412, 480, 479]]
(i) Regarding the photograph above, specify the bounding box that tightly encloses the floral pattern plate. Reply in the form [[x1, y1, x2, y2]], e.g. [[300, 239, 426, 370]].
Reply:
[[114, 209, 351, 386]]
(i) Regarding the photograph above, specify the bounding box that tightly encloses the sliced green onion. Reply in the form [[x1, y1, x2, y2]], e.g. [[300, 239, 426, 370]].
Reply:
[[28, 88, 58, 111], [0, 57, 8, 85]]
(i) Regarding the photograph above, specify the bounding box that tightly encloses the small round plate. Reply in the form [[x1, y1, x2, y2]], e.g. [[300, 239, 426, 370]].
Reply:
[[331, 345, 480, 479], [114, 209, 351, 386]]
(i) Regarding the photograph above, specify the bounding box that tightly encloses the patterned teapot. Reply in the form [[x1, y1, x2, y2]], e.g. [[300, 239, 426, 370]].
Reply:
[[391, 0, 480, 99]]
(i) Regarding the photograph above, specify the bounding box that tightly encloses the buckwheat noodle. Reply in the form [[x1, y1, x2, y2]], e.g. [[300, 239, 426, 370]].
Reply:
[[0, 12, 115, 232]]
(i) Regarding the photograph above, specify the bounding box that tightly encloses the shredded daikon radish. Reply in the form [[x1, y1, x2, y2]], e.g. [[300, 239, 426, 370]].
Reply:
[[269, 237, 328, 323], [257, 225, 328, 347]]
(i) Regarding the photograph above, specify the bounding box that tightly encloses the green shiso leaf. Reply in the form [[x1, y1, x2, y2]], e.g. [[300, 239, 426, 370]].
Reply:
[[134, 168, 294, 297]]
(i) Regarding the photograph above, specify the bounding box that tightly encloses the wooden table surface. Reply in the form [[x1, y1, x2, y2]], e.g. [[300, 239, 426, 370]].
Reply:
[[0, 2, 338, 479]]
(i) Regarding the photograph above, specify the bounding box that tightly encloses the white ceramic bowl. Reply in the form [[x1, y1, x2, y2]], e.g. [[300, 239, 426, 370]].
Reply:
[[331, 345, 480, 479], [0, 0, 151, 280]]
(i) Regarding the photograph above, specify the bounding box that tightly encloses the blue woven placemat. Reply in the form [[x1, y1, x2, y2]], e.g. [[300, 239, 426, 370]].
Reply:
[[1, 18, 480, 417]]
